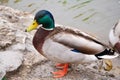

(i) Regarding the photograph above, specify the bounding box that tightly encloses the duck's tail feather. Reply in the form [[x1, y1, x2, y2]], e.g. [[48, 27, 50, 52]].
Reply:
[[95, 49, 119, 59]]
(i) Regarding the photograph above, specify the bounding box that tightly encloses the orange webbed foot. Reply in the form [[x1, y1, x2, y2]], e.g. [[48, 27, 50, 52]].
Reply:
[[52, 63, 69, 78]]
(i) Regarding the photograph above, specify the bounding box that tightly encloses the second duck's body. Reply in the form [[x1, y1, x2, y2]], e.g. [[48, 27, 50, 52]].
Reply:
[[109, 20, 120, 53]]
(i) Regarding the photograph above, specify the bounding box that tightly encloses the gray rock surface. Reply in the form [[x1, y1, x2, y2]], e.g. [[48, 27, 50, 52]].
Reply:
[[0, 51, 23, 80], [0, 6, 120, 80]]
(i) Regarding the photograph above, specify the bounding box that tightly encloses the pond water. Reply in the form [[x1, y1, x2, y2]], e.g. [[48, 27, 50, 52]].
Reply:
[[1, 0, 120, 44]]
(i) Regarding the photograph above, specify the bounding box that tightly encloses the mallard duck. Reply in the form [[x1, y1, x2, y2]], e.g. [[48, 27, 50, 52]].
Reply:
[[109, 20, 120, 54], [25, 10, 119, 78]]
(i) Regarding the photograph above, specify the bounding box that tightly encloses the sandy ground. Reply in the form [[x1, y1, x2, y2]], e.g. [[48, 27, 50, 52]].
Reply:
[[0, 6, 120, 80], [6, 58, 120, 80]]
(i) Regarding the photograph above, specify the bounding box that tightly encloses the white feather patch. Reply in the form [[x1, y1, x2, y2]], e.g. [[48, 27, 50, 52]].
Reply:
[[98, 52, 119, 59]]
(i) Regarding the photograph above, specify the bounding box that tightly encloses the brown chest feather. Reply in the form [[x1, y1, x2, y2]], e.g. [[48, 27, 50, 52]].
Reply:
[[33, 28, 52, 54]]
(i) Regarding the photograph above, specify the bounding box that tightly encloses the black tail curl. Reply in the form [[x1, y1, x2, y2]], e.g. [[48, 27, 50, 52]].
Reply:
[[95, 49, 115, 59]]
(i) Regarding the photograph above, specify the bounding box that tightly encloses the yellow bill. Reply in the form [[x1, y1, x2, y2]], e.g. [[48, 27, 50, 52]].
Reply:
[[25, 20, 39, 32]]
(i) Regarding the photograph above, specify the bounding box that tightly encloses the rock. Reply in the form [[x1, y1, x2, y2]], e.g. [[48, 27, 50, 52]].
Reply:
[[0, 51, 23, 71], [10, 43, 26, 51], [0, 67, 6, 80], [0, 51, 23, 80], [0, 5, 34, 79], [0, 18, 16, 50]]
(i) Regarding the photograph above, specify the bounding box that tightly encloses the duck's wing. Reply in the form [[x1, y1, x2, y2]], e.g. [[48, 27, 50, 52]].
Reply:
[[109, 20, 120, 53], [50, 26, 107, 55]]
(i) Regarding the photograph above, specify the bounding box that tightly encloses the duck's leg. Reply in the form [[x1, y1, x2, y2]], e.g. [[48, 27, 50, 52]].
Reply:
[[52, 63, 69, 78]]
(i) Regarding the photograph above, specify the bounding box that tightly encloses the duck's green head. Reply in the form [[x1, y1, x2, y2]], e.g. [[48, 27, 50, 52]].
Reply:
[[26, 10, 55, 32]]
